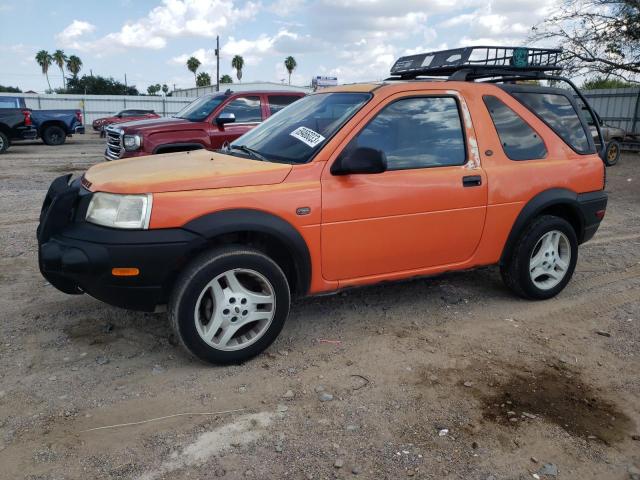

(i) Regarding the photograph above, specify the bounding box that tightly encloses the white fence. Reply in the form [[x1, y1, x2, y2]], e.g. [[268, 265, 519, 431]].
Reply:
[[0, 92, 192, 124], [172, 81, 312, 97]]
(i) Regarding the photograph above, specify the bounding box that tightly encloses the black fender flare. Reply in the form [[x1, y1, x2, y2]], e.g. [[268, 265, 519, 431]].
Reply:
[[500, 188, 585, 265], [153, 142, 205, 154], [182, 209, 311, 295]]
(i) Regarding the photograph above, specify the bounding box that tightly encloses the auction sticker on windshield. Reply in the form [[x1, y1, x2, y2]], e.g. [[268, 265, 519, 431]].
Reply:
[[290, 126, 325, 148]]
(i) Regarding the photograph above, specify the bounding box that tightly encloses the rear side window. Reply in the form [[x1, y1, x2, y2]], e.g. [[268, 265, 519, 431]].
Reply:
[[268, 95, 301, 114], [483, 95, 547, 161], [220, 96, 262, 123], [349, 96, 466, 170], [512, 92, 593, 154]]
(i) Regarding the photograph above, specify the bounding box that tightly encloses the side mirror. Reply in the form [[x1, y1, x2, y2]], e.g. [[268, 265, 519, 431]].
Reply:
[[216, 112, 236, 125], [331, 146, 387, 175]]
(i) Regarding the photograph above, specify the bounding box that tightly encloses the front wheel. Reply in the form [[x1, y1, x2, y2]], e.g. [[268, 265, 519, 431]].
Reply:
[[501, 215, 578, 300], [169, 246, 291, 365], [42, 125, 66, 146]]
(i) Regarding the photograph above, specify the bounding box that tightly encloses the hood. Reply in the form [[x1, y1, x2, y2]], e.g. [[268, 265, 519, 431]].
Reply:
[[113, 116, 190, 133], [84, 150, 292, 194]]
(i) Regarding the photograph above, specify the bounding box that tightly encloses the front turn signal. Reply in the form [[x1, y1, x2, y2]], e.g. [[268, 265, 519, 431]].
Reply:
[[112, 267, 140, 277]]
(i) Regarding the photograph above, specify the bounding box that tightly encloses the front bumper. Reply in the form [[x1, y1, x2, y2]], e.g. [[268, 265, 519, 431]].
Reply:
[[577, 191, 607, 243], [37, 175, 205, 311]]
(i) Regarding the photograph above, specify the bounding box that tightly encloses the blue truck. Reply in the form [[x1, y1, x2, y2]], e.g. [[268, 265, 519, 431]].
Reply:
[[0, 96, 85, 145]]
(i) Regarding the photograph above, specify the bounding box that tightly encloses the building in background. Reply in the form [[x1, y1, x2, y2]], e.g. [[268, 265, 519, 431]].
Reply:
[[312, 76, 338, 90], [172, 81, 311, 97]]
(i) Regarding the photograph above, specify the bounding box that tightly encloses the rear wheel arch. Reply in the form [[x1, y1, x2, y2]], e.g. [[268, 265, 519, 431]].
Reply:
[[39, 120, 67, 136], [500, 188, 585, 266], [181, 209, 312, 297]]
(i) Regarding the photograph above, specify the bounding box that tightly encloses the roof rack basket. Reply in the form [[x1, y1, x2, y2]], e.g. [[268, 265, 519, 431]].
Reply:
[[389, 46, 562, 80]]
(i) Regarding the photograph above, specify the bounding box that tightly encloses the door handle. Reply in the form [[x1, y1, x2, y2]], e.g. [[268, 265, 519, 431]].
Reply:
[[462, 175, 482, 187]]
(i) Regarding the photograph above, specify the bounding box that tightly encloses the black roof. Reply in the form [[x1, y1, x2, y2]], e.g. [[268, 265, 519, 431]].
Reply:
[[389, 46, 562, 81]]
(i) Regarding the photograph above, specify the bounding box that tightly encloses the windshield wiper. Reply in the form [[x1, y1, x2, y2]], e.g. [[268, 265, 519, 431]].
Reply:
[[229, 144, 269, 162]]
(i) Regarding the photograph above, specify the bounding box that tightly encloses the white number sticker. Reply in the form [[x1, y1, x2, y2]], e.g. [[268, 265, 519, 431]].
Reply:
[[289, 126, 325, 148]]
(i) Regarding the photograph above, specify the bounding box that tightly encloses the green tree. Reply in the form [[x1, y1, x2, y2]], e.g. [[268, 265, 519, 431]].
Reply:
[[231, 55, 244, 82], [52, 50, 68, 89], [162, 84, 169, 95], [196, 72, 211, 87], [284, 56, 297, 85], [63, 75, 139, 95], [66, 55, 83, 78], [35, 50, 53, 91], [220, 74, 233, 84], [0, 85, 22, 93], [147, 83, 162, 95], [187, 56, 201, 85], [582, 76, 633, 89]]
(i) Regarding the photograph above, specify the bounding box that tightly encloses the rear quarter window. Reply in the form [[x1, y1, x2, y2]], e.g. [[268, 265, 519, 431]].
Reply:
[[483, 95, 547, 161], [512, 92, 593, 154]]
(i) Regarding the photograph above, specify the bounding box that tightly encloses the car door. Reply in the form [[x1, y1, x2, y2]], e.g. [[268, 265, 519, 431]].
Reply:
[[320, 92, 487, 281], [211, 95, 263, 148]]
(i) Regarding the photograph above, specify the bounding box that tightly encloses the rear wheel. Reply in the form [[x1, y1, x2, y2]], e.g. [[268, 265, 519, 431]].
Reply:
[[42, 125, 66, 146], [0, 131, 9, 154], [169, 246, 291, 365], [501, 215, 578, 300], [604, 140, 621, 166]]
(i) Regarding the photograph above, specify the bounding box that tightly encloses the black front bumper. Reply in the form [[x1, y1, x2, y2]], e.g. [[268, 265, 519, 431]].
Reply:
[[577, 191, 608, 243], [37, 175, 205, 311]]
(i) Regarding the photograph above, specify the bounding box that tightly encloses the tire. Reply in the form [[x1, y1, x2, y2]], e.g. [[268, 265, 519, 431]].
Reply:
[[0, 131, 9, 154], [604, 140, 621, 166], [169, 246, 291, 365], [500, 215, 578, 300], [42, 125, 66, 146]]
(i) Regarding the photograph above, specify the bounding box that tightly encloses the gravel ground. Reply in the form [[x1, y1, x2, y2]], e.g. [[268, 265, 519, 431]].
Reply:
[[0, 132, 639, 480]]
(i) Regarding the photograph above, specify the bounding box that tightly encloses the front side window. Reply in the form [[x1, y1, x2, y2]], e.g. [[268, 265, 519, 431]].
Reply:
[[174, 95, 225, 122], [228, 92, 371, 164], [484, 95, 547, 161], [512, 92, 593, 154], [220, 96, 262, 123], [346, 96, 466, 170], [268, 95, 302, 114]]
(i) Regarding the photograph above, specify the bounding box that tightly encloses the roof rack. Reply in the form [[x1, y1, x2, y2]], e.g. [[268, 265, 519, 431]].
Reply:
[[388, 46, 562, 80]]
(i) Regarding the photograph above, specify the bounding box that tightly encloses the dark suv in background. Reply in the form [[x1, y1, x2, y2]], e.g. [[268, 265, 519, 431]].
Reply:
[[104, 90, 304, 160]]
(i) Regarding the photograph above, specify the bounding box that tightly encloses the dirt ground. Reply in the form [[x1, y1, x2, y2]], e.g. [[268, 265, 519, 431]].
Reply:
[[0, 132, 639, 480]]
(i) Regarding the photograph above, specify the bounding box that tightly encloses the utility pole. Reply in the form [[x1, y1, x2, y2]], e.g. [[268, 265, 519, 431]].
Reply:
[[215, 35, 220, 92]]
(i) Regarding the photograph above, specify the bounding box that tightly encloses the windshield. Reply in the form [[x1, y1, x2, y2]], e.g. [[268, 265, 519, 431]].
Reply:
[[175, 95, 225, 122], [229, 92, 371, 164]]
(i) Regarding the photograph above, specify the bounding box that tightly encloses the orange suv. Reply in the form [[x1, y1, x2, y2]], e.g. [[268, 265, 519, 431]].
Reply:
[[37, 47, 608, 364]]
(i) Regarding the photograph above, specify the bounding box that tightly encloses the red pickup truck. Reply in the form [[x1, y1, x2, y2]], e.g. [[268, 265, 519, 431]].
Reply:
[[104, 90, 304, 160]]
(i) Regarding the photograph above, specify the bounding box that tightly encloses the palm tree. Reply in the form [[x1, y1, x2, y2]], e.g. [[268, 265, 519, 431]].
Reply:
[[196, 72, 212, 87], [162, 84, 169, 95], [220, 74, 233, 84], [35, 50, 53, 91], [66, 55, 83, 78], [52, 50, 68, 89], [231, 55, 244, 82], [284, 56, 297, 85], [186, 57, 201, 86]]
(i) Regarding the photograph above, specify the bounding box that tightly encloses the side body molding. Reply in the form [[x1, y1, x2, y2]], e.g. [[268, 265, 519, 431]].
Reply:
[[182, 209, 312, 295], [500, 188, 585, 265]]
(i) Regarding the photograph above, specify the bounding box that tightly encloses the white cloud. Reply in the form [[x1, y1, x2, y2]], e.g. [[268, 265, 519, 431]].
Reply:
[[55, 0, 261, 52], [56, 20, 96, 48]]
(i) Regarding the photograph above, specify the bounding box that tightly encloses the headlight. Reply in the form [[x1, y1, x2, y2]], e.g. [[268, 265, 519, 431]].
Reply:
[[123, 134, 142, 151], [86, 192, 153, 229]]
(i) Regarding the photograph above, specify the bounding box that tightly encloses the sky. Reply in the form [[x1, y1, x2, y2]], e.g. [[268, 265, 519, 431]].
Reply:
[[0, 0, 559, 93]]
